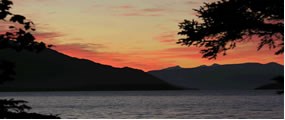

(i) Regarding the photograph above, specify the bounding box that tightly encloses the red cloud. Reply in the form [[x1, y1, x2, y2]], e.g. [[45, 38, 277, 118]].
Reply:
[[113, 4, 167, 17], [142, 8, 165, 12], [34, 32, 63, 42], [117, 13, 164, 17], [154, 32, 177, 44], [52, 43, 176, 71], [192, 41, 284, 66], [51, 39, 283, 72], [113, 5, 134, 9], [119, 13, 145, 17]]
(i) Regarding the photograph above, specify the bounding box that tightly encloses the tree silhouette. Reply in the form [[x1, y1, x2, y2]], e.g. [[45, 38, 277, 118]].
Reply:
[[178, 0, 283, 59], [0, 0, 59, 118], [0, 99, 59, 119]]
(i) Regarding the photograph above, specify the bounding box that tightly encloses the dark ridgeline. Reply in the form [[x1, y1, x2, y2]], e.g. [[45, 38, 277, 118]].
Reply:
[[0, 48, 179, 91], [149, 63, 284, 90]]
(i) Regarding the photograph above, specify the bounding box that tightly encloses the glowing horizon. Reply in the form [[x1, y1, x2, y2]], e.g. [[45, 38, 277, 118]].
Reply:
[[10, 0, 284, 71]]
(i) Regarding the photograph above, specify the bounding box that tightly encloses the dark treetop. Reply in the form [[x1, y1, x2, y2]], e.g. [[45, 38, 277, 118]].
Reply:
[[178, 0, 284, 59], [0, 0, 58, 118]]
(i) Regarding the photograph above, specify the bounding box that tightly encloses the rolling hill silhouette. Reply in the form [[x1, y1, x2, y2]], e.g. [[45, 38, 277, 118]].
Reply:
[[0, 48, 179, 91], [149, 63, 284, 90]]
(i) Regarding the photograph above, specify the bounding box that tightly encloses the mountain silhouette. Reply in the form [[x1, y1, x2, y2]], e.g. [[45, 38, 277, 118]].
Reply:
[[160, 66, 183, 71], [0, 48, 179, 91], [149, 63, 284, 90]]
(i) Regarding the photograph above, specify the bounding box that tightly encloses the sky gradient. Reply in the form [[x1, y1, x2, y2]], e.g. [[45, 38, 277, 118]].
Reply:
[[10, 0, 284, 71]]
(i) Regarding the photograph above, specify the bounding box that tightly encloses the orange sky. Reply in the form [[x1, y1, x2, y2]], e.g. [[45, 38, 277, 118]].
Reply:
[[10, 0, 284, 71]]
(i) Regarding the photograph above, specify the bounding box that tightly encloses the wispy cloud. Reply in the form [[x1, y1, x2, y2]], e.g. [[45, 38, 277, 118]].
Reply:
[[55, 43, 106, 52], [52, 40, 284, 71], [112, 4, 167, 17], [112, 5, 134, 9], [141, 8, 165, 12], [154, 32, 177, 44], [52, 43, 177, 71], [33, 32, 64, 44], [185, 1, 199, 5]]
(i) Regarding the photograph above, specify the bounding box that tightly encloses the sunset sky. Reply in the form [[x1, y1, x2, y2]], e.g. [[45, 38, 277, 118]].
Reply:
[[11, 0, 284, 71]]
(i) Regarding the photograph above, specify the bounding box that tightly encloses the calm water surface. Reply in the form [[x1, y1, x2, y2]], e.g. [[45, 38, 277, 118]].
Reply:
[[0, 90, 283, 119]]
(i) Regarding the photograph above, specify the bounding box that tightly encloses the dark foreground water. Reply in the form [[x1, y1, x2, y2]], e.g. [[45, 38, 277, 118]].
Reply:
[[0, 90, 283, 119]]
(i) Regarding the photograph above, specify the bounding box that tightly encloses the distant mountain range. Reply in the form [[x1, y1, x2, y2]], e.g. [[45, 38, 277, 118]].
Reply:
[[1, 48, 283, 91], [149, 63, 284, 90], [0, 49, 179, 91]]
